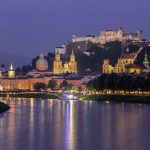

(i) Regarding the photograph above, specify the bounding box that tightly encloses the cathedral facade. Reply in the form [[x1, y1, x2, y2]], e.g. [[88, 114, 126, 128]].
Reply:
[[53, 51, 77, 74]]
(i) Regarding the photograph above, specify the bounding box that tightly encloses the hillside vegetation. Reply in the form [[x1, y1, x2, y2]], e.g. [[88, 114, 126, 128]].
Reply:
[[21, 41, 149, 73]]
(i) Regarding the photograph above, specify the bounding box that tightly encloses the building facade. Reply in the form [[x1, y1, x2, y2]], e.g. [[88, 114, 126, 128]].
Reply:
[[0, 77, 81, 90], [103, 52, 149, 74], [28, 52, 53, 77], [8, 62, 15, 78], [53, 51, 77, 74], [54, 44, 66, 54], [72, 28, 141, 44]]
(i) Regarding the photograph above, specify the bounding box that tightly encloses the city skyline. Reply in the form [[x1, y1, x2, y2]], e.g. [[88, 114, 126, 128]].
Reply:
[[1, 1, 150, 150], [0, 0, 150, 57]]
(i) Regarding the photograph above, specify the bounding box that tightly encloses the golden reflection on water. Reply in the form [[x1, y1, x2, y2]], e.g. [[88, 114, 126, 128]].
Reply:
[[65, 100, 76, 150], [0, 98, 150, 150]]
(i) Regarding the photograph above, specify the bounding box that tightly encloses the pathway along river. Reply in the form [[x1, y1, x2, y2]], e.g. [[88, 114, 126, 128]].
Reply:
[[0, 98, 150, 150]]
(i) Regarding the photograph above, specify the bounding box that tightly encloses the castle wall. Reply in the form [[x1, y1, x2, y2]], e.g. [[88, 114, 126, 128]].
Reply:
[[72, 28, 141, 45]]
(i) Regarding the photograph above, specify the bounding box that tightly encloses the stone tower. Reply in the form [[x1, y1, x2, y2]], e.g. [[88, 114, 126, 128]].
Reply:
[[143, 52, 149, 68], [68, 50, 77, 73], [8, 62, 15, 78], [53, 53, 63, 74]]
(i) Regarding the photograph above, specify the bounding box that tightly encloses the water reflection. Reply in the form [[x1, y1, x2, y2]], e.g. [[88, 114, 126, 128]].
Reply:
[[0, 99, 150, 150], [65, 101, 77, 150]]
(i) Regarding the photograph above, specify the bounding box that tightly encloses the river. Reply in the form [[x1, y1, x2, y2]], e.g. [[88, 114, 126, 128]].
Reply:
[[0, 98, 150, 150]]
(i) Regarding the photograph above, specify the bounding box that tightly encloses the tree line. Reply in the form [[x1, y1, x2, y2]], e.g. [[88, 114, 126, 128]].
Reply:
[[87, 73, 150, 94], [33, 79, 73, 91]]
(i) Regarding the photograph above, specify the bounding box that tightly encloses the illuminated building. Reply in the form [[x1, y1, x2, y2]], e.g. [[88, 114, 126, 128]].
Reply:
[[53, 52, 63, 74], [54, 44, 66, 54], [53, 50, 77, 74], [28, 52, 52, 77], [36, 52, 48, 71], [72, 28, 141, 44], [0, 77, 81, 90], [143, 52, 149, 68], [68, 50, 77, 73], [8, 62, 15, 78], [103, 50, 150, 74]]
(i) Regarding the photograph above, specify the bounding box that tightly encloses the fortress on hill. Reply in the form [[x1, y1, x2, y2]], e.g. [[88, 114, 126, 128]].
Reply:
[[72, 27, 142, 44]]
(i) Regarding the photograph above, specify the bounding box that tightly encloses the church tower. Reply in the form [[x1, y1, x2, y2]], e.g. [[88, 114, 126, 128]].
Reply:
[[53, 53, 63, 74], [68, 50, 77, 73], [8, 62, 15, 78], [143, 52, 149, 68]]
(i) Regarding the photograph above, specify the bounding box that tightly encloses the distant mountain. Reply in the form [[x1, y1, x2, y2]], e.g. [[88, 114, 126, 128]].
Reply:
[[0, 52, 32, 69]]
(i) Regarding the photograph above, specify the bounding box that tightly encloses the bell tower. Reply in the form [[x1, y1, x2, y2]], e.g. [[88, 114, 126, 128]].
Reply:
[[53, 53, 63, 74], [8, 62, 15, 78], [143, 52, 149, 68], [68, 50, 77, 73]]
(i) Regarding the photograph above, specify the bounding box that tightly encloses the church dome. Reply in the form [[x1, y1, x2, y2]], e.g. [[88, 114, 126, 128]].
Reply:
[[36, 52, 48, 71], [36, 58, 48, 65]]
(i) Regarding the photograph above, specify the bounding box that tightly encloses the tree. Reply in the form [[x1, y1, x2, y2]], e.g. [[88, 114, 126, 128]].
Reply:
[[48, 79, 57, 90], [60, 80, 73, 90], [32, 57, 38, 69], [34, 82, 47, 91], [78, 86, 83, 92], [16, 67, 22, 73], [22, 65, 32, 73], [1, 63, 5, 68]]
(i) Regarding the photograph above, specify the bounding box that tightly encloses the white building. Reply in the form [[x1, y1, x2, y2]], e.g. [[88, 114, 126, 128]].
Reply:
[[54, 44, 66, 54], [72, 28, 142, 44], [72, 35, 98, 44]]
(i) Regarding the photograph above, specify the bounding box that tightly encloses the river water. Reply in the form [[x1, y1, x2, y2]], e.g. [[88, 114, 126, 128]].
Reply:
[[0, 98, 150, 150]]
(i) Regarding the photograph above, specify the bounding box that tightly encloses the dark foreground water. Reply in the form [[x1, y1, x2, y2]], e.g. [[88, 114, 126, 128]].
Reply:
[[0, 98, 150, 150]]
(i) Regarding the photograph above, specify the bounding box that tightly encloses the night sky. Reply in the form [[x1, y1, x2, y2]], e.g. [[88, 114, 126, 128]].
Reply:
[[0, 0, 149, 58]]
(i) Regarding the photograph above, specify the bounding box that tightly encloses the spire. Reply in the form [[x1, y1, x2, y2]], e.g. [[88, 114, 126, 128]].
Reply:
[[10, 61, 14, 71], [126, 47, 130, 53], [8, 61, 15, 78], [40, 51, 44, 58], [143, 52, 149, 68], [70, 50, 75, 61], [71, 50, 74, 55]]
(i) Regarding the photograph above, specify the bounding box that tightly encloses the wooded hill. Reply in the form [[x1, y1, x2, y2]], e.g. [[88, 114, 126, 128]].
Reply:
[[18, 41, 150, 73]]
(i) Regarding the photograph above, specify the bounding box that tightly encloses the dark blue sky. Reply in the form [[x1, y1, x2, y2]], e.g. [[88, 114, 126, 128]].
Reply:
[[0, 0, 150, 57]]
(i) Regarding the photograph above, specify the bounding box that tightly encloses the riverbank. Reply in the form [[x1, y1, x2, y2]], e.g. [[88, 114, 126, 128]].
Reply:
[[80, 94, 150, 104], [0, 93, 59, 99], [0, 102, 10, 113]]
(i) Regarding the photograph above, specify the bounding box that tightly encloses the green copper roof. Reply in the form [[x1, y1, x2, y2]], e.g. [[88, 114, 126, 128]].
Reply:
[[36, 57, 48, 65]]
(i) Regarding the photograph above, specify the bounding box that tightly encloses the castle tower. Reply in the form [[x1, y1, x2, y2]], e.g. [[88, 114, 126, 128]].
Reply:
[[143, 52, 149, 68], [68, 50, 77, 73], [53, 53, 63, 74], [137, 30, 142, 40], [8, 62, 15, 78]]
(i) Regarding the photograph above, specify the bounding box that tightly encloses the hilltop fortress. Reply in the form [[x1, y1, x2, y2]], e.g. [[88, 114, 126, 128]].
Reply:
[[72, 28, 142, 44]]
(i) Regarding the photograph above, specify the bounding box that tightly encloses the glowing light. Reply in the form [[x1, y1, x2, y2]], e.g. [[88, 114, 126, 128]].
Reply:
[[67, 94, 74, 99]]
